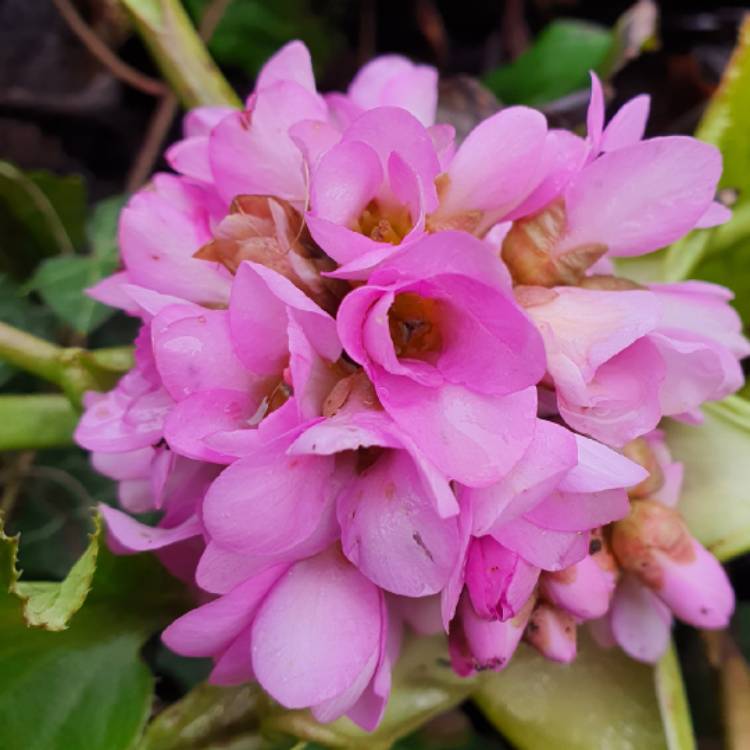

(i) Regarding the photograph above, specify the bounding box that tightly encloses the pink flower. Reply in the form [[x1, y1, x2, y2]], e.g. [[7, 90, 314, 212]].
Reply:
[[304, 103, 551, 277], [329, 54, 439, 127], [337, 231, 546, 486], [305, 106, 442, 275], [502, 76, 726, 286], [73, 38, 745, 728], [163, 547, 394, 730], [520, 283, 748, 445]]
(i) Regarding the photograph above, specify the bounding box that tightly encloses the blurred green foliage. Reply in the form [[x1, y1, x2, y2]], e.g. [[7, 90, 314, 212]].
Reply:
[[184, 0, 345, 77]]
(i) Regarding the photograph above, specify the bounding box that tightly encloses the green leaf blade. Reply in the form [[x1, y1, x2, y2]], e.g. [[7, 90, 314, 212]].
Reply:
[[483, 20, 612, 106]]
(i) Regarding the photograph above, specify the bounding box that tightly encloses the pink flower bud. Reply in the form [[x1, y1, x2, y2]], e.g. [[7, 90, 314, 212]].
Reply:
[[540, 552, 615, 621], [525, 602, 577, 663], [465, 536, 539, 621], [612, 500, 734, 629], [449, 592, 534, 676]]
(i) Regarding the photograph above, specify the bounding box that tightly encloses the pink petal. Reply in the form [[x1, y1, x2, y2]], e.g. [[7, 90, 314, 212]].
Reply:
[[209, 628, 254, 685], [306, 214, 393, 268], [165, 137, 213, 183], [651, 330, 744, 416], [197, 541, 277, 594], [119, 175, 229, 305], [559, 434, 649, 493], [525, 603, 577, 663], [289, 119, 341, 168], [209, 82, 326, 204], [557, 338, 666, 447], [338, 449, 460, 597], [310, 140, 383, 226], [611, 575, 672, 663], [449, 591, 531, 675], [75, 385, 169, 453], [152, 307, 252, 400], [560, 137, 722, 257], [251, 548, 383, 709], [506, 129, 587, 221], [524, 488, 630, 532], [92, 446, 155, 481], [653, 539, 734, 629], [86, 272, 139, 314], [491, 516, 589, 571], [465, 536, 539, 620], [650, 281, 750, 360], [601, 95, 650, 152], [467, 419, 578, 534], [348, 55, 438, 126], [342, 107, 440, 186], [376, 374, 538, 487], [183, 106, 234, 137], [437, 106, 547, 225], [163, 389, 258, 464], [586, 72, 605, 152], [202, 450, 336, 555], [695, 201, 732, 229], [163, 565, 286, 657], [243, 262, 341, 363], [441, 497, 473, 629], [540, 555, 615, 620], [525, 286, 661, 386], [255, 40, 316, 93], [100, 505, 202, 552]]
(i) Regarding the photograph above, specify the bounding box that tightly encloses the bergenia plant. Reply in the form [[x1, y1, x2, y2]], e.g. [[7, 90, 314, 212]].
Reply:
[[3, 4, 750, 749], [74, 38, 745, 732]]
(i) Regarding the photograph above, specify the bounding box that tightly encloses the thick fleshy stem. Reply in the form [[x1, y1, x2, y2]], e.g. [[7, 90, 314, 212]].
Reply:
[[0, 395, 78, 451], [119, 0, 241, 109], [0, 321, 131, 409]]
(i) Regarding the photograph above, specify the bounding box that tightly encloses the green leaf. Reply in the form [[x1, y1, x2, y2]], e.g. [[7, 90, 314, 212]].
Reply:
[[474, 634, 670, 750], [0, 162, 86, 280], [655, 18, 750, 299], [483, 20, 612, 106], [28, 171, 88, 251], [185, 0, 343, 78], [0, 515, 190, 750], [26, 255, 117, 335], [24, 194, 125, 335], [665, 396, 750, 561], [87, 195, 127, 263], [695, 18, 750, 195]]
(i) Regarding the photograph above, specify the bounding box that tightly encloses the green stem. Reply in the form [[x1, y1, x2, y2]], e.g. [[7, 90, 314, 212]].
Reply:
[[119, 0, 241, 109], [654, 641, 697, 750], [0, 395, 77, 450], [0, 322, 129, 407]]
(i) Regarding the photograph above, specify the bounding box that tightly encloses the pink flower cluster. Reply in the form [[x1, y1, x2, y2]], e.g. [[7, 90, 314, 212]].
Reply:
[[75, 42, 747, 729]]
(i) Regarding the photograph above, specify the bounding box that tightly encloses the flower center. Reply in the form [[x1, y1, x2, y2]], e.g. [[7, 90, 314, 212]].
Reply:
[[247, 375, 293, 427], [388, 293, 443, 359], [356, 200, 412, 244]]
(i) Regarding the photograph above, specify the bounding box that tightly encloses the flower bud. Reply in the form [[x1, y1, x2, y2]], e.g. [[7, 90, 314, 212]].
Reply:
[[525, 602, 577, 663], [540, 553, 615, 621], [449, 591, 534, 676], [465, 536, 539, 621], [501, 199, 606, 286], [612, 500, 734, 628]]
